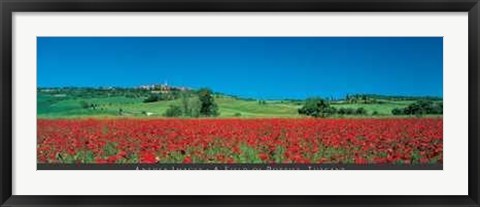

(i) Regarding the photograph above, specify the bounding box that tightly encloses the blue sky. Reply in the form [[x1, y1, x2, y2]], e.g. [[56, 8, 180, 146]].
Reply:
[[38, 37, 443, 99]]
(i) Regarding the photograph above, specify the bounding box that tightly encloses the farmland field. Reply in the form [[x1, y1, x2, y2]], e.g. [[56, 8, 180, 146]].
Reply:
[[37, 93, 303, 118], [37, 89, 444, 165], [37, 118, 443, 164], [38, 92, 433, 119]]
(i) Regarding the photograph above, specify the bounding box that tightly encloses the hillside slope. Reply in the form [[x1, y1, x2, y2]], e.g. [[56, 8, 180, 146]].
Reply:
[[37, 93, 422, 119]]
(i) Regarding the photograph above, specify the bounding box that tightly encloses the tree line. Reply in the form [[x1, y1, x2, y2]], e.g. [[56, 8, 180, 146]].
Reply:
[[297, 98, 369, 117], [391, 100, 442, 116], [298, 98, 442, 118]]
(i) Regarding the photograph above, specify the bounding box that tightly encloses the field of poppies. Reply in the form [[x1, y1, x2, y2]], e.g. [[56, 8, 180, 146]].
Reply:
[[37, 118, 443, 164]]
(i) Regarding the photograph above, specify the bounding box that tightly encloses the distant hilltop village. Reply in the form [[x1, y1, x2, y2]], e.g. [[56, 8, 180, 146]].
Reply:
[[137, 83, 190, 94], [38, 82, 191, 94]]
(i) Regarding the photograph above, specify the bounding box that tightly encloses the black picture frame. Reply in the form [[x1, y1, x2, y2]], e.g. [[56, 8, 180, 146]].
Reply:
[[1, 0, 479, 206]]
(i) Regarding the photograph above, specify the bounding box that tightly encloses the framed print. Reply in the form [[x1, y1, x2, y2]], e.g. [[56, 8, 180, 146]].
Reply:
[[1, 0, 479, 206]]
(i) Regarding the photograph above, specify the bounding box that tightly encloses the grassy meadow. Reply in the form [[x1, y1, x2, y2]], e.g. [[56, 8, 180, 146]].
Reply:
[[37, 87, 439, 119]]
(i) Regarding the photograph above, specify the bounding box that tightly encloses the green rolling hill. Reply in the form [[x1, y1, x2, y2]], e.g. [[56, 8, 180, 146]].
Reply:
[[37, 91, 430, 119]]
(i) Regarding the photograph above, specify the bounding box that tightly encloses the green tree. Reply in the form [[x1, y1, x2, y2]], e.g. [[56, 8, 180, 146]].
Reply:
[[258, 100, 267, 105], [355, 107, 367, 115], [181, 93, 191, 116], [198, 88, 219, 117], [143, 94, 159, 103], [298, 97, 336, 118], [187, 96, 202, 117], [392, 108, 404, 115], [164, 105, 183, 117], [79, 101, 90, 109]]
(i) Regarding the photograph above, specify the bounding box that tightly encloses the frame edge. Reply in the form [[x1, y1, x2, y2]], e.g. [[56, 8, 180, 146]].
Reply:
[[1, 0, 480, 206]]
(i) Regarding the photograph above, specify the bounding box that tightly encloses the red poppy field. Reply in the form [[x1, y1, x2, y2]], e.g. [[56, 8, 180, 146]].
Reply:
[[37, 118, 443, 164]]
